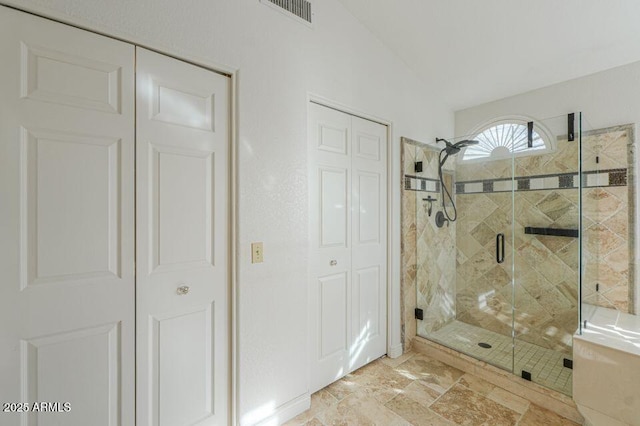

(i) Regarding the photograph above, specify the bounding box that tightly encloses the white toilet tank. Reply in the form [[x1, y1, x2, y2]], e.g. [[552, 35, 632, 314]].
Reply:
[[573, 306, 640, 426]]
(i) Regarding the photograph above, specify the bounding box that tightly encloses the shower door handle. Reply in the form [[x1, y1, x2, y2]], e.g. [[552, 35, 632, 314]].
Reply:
[[496, 233, 505, 264]]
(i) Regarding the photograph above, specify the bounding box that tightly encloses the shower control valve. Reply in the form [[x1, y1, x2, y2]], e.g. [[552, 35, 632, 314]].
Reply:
[[435, 211, 449, 228]]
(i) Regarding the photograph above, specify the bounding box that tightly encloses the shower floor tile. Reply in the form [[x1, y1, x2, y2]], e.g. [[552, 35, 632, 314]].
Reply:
[[427, 320, 573, 395]]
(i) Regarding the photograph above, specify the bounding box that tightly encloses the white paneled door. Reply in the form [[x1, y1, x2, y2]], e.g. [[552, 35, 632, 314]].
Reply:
[[0, 6, 136, 426], [309, 103, 388, 393], [0, 7, 231, 426], [135, 48, 230, 426]]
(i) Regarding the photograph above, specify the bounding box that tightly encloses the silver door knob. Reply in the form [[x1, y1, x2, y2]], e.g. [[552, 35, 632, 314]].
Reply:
[[330, 260, 337, 266], [177, 285, 190, 295]]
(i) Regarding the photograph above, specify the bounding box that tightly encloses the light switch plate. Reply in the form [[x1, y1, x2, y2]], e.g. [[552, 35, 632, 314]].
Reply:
[[251, 242, 264, 263]]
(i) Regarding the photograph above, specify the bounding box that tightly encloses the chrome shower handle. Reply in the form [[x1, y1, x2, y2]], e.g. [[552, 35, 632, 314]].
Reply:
[[496, 233, 505, 264]]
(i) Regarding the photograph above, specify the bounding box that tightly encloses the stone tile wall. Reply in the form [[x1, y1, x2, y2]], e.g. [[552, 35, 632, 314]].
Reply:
[[401, 137, 457, 350], [401, 139, 417, 350], [401, 126, 635, 355], [581, 126, 635, 313], [455, 125, 634, 355]]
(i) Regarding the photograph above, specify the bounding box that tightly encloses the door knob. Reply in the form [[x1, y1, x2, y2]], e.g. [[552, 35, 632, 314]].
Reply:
[[176, 285, 190, 295], [330, 260, 337, 266]]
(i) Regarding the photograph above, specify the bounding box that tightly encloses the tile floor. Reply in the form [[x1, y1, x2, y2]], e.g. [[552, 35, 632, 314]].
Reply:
[[285, 351, 579, 426], [428, 321, 573, 395]]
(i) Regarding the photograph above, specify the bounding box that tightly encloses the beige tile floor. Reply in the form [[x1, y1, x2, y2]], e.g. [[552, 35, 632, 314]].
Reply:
[[285, 352, 579, 426]]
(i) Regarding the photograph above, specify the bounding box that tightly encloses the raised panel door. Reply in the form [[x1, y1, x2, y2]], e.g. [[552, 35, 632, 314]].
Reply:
[[309, 103, 352, 393], [350, 116, 387, 371], [136, 47, 230, 426], [0, 6, 135, 425], [309, 103, 388, 392]]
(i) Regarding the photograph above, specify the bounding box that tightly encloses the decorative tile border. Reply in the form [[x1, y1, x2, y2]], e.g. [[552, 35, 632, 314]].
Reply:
[[455, 168, 627, 194], [404, 174, 441, 193]]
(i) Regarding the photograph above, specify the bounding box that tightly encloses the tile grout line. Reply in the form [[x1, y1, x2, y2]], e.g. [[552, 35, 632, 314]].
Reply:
[[391, 354, 464, 425]]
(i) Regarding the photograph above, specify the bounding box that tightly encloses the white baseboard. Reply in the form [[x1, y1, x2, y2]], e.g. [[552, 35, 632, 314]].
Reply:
[[388, 343, 403, 359], [253, 393, 311, 426]]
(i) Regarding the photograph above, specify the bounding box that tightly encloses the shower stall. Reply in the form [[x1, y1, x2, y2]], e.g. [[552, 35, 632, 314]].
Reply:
[[403, 112, 636, 396], [403, 114, 586, 395]]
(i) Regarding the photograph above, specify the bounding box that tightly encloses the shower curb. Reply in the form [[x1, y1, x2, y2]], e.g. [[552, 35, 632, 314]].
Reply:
[[411, 336, 584, 424]]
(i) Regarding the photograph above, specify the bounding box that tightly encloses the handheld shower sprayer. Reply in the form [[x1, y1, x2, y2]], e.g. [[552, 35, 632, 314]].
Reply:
[[435, 137, 479, 224]]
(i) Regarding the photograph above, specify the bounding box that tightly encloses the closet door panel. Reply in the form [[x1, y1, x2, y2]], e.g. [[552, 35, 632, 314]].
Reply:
[[0, 6, 135, 426], [136, 47, 230, 426], [309, 103, 352, 393], [350, 116, 388, 371], [309, 103, 388, 392]]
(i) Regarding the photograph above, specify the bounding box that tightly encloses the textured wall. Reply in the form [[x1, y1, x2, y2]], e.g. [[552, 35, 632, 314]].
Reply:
[[3, 1, 455, 423]]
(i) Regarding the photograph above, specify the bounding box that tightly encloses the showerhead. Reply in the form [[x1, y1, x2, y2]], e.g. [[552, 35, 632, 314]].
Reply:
[[452, 139, 480, 150], [436, 138, 479, 155], [434, 138, 480, 223], [436, 138, 480, 166]]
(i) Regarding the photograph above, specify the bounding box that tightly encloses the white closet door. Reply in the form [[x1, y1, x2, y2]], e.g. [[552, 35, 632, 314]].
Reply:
[[350, 116, 387, 372], [135, 48, 230, 426], [309, 103, 353, 393], [0, 6, 135, 426], [308, 103, 387, 393]]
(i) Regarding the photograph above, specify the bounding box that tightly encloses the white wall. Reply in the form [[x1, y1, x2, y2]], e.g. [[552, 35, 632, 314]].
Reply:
[[455, 60, 640, 319], [455, 60, 640, 137], [2, 0, 454, 423]]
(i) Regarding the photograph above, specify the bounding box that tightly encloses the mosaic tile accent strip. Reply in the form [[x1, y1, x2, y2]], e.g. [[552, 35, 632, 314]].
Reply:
[[404, 174, 440, 193], [609, 169, 627, 186], [517, 179, 530, 191], [558, 174, 574, 189], [456, 169, 627, 194]]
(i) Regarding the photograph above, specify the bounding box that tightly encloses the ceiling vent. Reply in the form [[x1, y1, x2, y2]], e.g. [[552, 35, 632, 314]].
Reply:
[[261, 0, 313, 25]]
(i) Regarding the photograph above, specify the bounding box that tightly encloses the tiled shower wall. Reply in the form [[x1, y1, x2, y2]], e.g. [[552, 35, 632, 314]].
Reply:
[[581, 126, 635, 313], [401, 126, 635, 353], [455, 125, 634, 355], [401, 137, 456, 350], [401, 138, 417, 350], [455, 154, 580, 355]]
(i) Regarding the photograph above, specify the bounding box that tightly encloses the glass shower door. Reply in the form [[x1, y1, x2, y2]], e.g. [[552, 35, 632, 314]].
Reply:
[[512, 113, 581, 396], [409, 115, 583, 396], [451, 138, 515, 372], [409, 131, 516, 373]]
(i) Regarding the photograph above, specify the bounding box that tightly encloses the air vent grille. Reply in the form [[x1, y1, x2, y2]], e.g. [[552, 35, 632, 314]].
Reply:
[[265, 0, 312, 24]]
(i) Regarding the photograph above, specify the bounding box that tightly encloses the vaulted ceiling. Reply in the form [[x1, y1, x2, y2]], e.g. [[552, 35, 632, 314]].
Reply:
[[337, 0, 640, 110]]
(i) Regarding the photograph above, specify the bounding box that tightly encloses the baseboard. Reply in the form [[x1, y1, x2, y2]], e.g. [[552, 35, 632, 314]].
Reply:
[[253, 392, 311, 426], [388, 343, 403, 359]]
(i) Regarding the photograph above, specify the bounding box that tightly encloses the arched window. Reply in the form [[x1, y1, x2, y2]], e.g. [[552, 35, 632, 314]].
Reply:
[[461, 120, 554, 162]]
